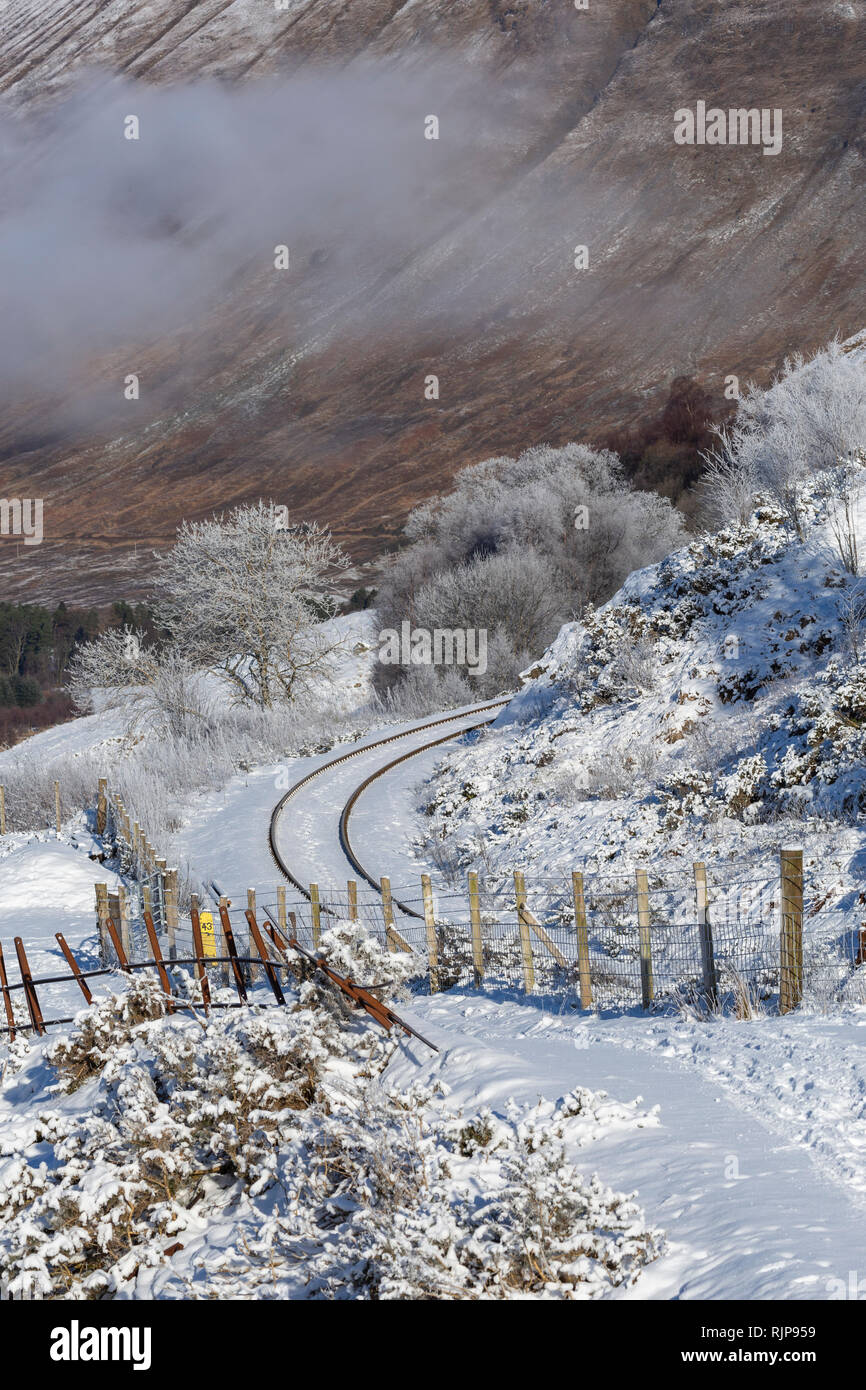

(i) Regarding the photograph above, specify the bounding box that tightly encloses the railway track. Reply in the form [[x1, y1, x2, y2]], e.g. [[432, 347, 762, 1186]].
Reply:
[[268, 700, 508, 917]]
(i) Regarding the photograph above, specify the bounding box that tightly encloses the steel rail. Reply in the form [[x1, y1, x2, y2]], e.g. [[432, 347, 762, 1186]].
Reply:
[[338, 719, 498, 918], [268, 699, 508, 913]]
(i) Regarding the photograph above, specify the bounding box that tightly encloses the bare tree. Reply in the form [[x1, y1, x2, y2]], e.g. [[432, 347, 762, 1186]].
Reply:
[[67, 626, 211, 735], [153, 502, 349, 708], [699, 426, 757, 529]]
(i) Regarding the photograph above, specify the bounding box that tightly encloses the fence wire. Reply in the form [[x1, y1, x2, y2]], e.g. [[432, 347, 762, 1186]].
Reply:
[[114, 865, 866, 1015]]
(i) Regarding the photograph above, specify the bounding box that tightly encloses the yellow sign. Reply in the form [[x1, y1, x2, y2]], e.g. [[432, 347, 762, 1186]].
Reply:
[[199, 911, 217, 959]]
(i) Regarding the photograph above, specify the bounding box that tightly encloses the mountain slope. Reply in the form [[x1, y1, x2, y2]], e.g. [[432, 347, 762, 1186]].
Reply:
[[0, 0, 864, 602]]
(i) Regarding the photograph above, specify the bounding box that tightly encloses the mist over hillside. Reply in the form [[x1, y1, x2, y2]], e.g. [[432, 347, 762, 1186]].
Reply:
[[0, 0, 863, 602]]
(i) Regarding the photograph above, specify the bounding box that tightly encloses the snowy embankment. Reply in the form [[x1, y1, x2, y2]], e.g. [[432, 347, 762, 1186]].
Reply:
[[415, 469, 866, 908]]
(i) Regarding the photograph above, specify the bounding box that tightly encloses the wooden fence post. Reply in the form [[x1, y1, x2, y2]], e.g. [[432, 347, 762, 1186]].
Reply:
[[694, 862, 717, 1007], [277, 885, 288, 934], [379, 877, 412, 954], [780, 846, 803, 1014], [513, 870, 535, 994], [95, 882, 110, 963], [309, 883, 321, 949], [380, 877, 395, 952], [1, 784, 7, 835], [635, 868, 654, 1010], [421, 873, 439, 993], [96, 777, 107, 836], [54, 780, 61, 835], [153, 857, 166, 935], [164, 866, 179, 961], [572, 870, 593, 1009], [347, 880, 358, 921], [468, 871, 484, 987]]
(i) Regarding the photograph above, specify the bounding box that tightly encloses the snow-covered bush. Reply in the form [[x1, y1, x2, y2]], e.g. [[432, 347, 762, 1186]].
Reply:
[[701, 340, 866, 548], [375, 443, 685, 700], [0, 970, 664, 1300], [312, 918, 417, 1003]]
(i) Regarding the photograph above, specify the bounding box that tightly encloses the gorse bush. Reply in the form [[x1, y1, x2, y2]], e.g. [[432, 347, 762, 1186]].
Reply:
[[375, 443, 685, 700], [0, 940, 664, 1300]]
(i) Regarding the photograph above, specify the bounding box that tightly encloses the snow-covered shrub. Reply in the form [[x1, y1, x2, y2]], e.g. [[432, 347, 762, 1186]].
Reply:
[[312, 919, 417, 1003], [375, 443, 684, 702], [0, 976, 664, 1300], [721, 753, 768, 818], [701, 340, 866, 542]]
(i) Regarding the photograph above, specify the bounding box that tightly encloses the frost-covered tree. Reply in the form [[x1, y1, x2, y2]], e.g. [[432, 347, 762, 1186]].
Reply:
[[376, 444, 685, 698], [701, 340, 866, 544], [68, 626, 211, 736], [154, 502, 348, 709], [69, 503, 349, 720]]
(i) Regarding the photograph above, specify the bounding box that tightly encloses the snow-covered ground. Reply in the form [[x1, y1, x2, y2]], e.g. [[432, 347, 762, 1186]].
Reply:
[[0, 828, 124, 1025], [7, 477, 866, 1298], [389, 991, 866, 1299]]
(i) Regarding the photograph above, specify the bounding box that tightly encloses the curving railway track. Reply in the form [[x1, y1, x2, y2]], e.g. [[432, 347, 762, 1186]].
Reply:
[[268, 700, 508, 917]]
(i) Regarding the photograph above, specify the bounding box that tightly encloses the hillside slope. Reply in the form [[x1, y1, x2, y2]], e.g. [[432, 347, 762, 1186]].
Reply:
[[0, 0, 864, 602], [416, 462, 866, 907]]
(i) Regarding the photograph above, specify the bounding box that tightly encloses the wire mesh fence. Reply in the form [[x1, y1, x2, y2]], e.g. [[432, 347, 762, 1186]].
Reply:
[[109, 851, 866, 1016]]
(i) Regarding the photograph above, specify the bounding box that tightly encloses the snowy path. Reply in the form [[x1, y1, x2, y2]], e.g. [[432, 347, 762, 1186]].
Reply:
[[388, 994, 866, 1300]]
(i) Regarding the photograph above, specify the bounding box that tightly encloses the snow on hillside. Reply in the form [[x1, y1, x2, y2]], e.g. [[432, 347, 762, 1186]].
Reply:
[[416, 469, 866, 910]]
